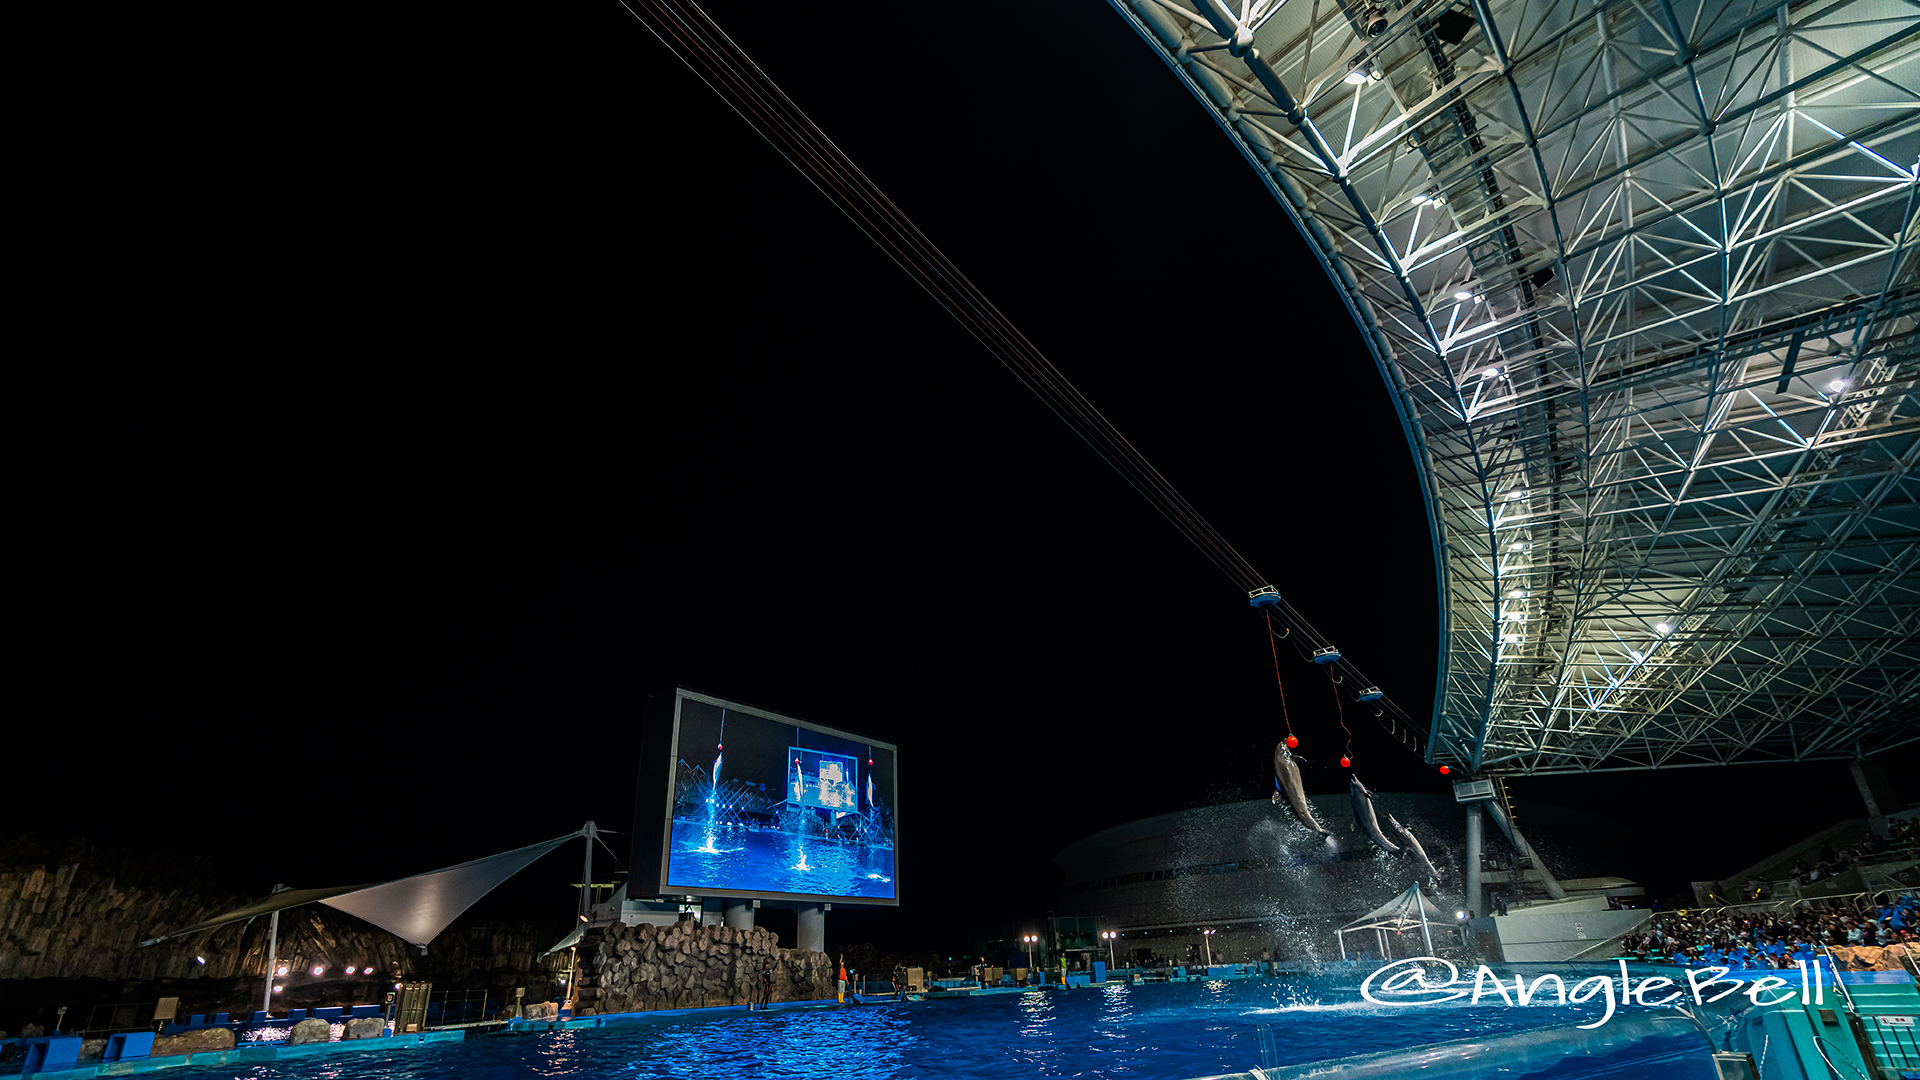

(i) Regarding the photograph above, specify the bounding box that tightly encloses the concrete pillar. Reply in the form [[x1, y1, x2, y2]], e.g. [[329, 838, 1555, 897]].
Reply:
[[796, 904, 825, 953], [724, 900, 755, 930], [1485, 798, 1567, 900], [1465, 804, 1484, 920], [1852, 758, 1899, 833]]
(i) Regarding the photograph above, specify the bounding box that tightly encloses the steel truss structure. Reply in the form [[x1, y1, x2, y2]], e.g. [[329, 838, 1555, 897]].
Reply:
[[1110, 0, 1919, 773]]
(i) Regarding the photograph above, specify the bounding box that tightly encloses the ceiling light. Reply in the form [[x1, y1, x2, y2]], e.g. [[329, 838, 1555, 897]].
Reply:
[[1502, 633, 1521, 643], [1630, 650, 1644, 661], [1507, 490, 1525, 500], [1455, 289, 1474, 301], [1509, 542, 1526, 552], [1508, 589, 1524, 598], [1345, 67, 1370, 85], [1829, 379, 1847, 392], [1655, 623, 1672, 635]]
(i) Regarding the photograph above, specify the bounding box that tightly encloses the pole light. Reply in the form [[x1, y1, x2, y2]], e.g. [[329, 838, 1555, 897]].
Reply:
[[1101, 931, 1117, 971], [1202, 927, 1215, 967]]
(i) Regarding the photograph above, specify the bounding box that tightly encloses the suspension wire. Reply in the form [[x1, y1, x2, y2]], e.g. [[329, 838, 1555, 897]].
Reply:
[[1329, 666, 1353, 763], [610, 0, 1260, 589], [1265, 611, 1293, 740], [612, 0, 1435, 766]]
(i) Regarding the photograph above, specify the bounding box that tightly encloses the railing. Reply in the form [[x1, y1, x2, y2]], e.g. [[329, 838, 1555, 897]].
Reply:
[[74, 1001, 158, 1037], [424, 989, 490, 1027]]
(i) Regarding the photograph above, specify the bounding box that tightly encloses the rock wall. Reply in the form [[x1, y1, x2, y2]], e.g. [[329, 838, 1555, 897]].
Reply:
[[577, 920, 835, 1013], [0, 837, 568, 989]]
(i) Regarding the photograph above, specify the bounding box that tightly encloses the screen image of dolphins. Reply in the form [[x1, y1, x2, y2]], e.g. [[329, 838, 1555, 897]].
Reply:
[[664, 696, 897, 901]]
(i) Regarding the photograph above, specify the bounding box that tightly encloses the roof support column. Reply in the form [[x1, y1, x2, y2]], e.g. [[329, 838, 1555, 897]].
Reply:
[[1464, 804, 1484, 921]]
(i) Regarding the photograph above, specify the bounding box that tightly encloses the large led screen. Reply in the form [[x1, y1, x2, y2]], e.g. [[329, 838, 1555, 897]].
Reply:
[[634, 689, 898, 905]]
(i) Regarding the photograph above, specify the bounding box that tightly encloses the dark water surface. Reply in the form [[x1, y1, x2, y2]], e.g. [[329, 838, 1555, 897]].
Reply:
[[158, 975, 1650, 1080]]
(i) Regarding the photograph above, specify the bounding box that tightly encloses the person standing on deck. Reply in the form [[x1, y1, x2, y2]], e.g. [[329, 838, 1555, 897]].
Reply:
[[838, 955, 848, 1003]]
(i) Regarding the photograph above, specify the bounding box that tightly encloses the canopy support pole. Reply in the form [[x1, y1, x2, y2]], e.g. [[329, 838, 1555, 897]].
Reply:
[[1417, 883, 1433, 954], [261, 884, 288, 1016], [580, 821, 597, 921]]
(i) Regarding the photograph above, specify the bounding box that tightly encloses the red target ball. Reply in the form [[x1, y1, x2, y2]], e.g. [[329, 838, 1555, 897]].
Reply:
[[1285, 735, 1298, 748], [1439, 765, 1451, 775], [1339, 756, 1352, 768]]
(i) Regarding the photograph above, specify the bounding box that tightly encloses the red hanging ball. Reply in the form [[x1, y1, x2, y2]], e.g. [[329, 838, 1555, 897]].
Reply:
[[1339, 756, 1352, 768], [1285, 735, 1299, 748], [1439, 765, 1451, 775]]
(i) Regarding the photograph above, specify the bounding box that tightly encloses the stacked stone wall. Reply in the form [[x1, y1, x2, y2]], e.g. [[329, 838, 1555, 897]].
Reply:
[[575, 921, 834, 1012]]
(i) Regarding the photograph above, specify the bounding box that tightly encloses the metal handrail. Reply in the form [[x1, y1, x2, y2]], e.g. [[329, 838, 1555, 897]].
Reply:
[[1820, 945, 1860, 1016]]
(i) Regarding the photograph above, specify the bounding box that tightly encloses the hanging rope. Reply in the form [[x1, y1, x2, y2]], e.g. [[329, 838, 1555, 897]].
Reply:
[[1330, 666, 1353, 767], [1265, 611, 1295, 746]]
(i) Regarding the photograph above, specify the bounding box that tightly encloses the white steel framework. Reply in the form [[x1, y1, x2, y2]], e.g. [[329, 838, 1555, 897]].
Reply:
[[1110, 0, 1919, 773]]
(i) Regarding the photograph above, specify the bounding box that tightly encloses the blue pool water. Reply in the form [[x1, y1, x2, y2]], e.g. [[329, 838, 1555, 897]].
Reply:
[[143, 973, 1719, 1080]]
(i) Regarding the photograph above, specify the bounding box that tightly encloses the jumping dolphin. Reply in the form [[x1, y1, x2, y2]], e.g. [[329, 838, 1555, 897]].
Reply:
[[1271, 742, 1334, 837], [1348, 775, 1401, 854], [1386, 813, 1442, 884]]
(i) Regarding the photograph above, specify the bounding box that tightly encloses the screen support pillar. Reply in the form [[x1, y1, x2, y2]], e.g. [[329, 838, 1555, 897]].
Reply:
[[796, 903, 825, 953], [724, 899, 755, 930]]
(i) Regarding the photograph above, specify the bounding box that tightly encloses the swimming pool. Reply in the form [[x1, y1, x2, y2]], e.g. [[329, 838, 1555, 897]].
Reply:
[[135, 970, 1723, 1080]]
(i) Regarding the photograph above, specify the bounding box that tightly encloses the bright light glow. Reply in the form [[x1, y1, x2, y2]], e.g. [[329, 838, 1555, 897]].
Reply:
[[1344, 68, 1369, 84], [1502, 633, 1520, 643], [365, 968, 375, 976], [1829, 379, 1847, 392], [312, 966, 326, 977], [1411, 193, 1430, 205], [1509, 542, 1525, 551], [195, 956, 205, 965], [1507, 490, 1525, 500], [1508, 589, 1524, 598], [345, 966, 358, 975], [1655, 623, 1672, 635], [276, 966, 289, 976], [1455, 289, 1474, 301], [1456, 911, 1467, 920], [273, 986, 284, 994], [1629, 650, 1644, 661]]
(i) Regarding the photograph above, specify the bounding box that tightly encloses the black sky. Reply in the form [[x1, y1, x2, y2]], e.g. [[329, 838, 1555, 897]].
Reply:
[[19, 0, 1912, 956]]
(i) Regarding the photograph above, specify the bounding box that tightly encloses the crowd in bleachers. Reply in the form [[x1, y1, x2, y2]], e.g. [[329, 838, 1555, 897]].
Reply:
[[1732, 819, 1918, 901], [1615, 890, 1918, 970]]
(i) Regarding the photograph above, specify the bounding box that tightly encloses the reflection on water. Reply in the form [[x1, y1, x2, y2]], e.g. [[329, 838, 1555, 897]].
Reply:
[[134, 974, 1692, 1080]]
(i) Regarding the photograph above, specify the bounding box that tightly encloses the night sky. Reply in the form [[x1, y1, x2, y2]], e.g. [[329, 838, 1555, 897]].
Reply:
[[19, 0, 1913, 957]]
